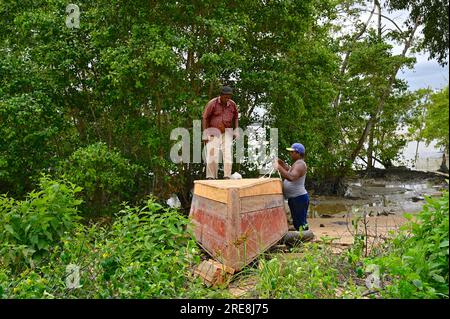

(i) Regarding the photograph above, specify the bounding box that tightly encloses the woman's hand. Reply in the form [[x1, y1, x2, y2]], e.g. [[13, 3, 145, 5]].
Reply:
[[273, 158, 280, 170]]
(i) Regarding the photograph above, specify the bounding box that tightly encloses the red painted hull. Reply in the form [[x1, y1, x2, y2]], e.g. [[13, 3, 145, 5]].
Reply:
[[189, 179, 288, 270]]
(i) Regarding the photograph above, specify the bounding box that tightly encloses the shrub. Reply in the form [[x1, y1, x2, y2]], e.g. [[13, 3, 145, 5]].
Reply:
[[0, 93, 68, 197], [254, 243, 355, 298], [365, 189, 449, 298], [0, 175, 82, 271], [0, 199, 229, 298], [56, 142, 144, 217], [90, 200, 203, 298]]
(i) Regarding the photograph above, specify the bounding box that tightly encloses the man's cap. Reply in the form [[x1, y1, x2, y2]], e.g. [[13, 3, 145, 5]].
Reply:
[[220, 86, 233, 95], [286, 143, 305, 154]]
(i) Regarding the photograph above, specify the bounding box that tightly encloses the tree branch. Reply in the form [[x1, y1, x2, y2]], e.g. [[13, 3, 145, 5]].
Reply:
[[356, 8, 403, 33]]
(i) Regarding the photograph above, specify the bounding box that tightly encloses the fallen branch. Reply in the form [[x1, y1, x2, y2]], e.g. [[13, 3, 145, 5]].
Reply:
[[362, 289, 382, 297]]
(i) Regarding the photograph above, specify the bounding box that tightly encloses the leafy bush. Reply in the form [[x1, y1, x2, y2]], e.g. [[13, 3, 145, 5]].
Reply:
[[254, 243, 358, 298], [56, 142, 144, 217], [0, 199, 229, 298], [0, 93, 69, 197], [87, 200, 202, 298], [365, 189, 449, 298], [0, 176, 82, 271]]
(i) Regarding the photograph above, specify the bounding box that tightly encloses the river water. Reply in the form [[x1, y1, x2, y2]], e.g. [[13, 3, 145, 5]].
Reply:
[[322, 138, 448, 219], [399, 140, 448, 171], [308, 174, 447, 219], [355, 140, 449, 172]]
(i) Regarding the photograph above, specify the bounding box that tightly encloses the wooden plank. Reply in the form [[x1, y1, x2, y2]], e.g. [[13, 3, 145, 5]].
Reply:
[[240, 194, 284, 214], [238, 206, 289, 267], [195, 179, 258, 188], [227, 188, 240, 242], [191, 195, 227, 216], [239, 180, 282, 198], [225, 188, 241, 269], [195, 178, 280, 189], [194, 183, 228, 203], [194, 259, 234, 287]]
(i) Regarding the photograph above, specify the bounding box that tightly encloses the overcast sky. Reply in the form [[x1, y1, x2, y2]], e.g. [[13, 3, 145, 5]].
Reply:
[[398, 53, 449, 91]]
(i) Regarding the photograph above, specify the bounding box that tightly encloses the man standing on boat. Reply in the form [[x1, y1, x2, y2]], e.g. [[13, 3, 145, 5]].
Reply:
[[202, 86, 240, 179], [275, 143, 310, 231]]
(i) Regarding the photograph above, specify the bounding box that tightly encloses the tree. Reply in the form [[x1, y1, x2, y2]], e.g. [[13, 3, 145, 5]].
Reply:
[[0, 0, 342, 204], [421, 86, 449, 172], [406, 88, 433, 166], [387, 0, 450, 66], [0, 0, 445, 208]]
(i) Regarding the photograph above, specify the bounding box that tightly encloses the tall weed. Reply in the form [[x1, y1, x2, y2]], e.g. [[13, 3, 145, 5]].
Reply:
[[0, 175, 82, 271]]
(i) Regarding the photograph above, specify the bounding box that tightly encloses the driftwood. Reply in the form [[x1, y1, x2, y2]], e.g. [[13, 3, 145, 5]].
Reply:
[[282, 230, 315, 246]]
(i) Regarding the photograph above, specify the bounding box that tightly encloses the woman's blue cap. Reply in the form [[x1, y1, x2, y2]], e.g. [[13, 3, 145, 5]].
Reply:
[[286, 143, 305, 154]]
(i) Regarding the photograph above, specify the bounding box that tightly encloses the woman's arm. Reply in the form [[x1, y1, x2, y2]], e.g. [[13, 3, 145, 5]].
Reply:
[[277, 161, 306, 181]]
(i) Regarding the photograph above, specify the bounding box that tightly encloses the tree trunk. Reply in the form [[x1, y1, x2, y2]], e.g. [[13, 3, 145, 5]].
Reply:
[[439, 151, 449, 173], [414, 140, 420, 166], [376, 0, 382, 40], [414, 98, 427, 166], [367, 125, 374, 169], [332, 1, 377, 110], [350, 114, 373, 164]]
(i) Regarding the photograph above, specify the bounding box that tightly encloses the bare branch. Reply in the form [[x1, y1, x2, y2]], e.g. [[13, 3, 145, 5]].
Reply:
[[357, 8, 404, 33], [362, 290, 382, 297]]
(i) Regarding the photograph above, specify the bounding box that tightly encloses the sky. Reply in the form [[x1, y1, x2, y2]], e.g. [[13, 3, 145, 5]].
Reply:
[[398, 53, 449, 91]]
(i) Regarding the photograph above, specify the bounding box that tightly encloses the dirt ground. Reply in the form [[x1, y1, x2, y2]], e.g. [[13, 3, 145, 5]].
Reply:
[[227, 214, 411, 298], [308, 214, 409, 246], [296, 170, 447, 245]]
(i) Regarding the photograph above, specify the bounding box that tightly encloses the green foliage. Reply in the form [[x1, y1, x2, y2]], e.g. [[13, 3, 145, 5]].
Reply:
[[347, 234, 366, 267], [0, 0, 447, 299], [56, 142, 144, 217], [0, 0, 344, 202], [333, 28, 415, 170], [255, 244, 356, 298], [0, 176, 82, 271], [252, 191, 449, 299], [0, 198, 229, 298], [408, 86, 449, 171], [88, 201, 201, 298], [366, 189, 449, 298], [1, 183, 448, 299], [0, 93, 70, 196], [406, 88, 432, 141], [0, 0, 437, 199], [408, 86, 449, 153], [421, 86, 449, 151]]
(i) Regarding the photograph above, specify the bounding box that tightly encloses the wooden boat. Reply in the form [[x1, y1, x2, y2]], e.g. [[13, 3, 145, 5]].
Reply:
[[189, 178, 288, 270]]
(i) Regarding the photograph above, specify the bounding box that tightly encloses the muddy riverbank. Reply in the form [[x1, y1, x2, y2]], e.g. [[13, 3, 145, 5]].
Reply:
[[308, 167, 447, 218], [296, 167, 448, 245]]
